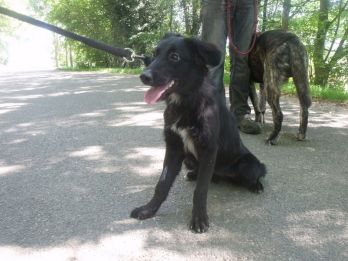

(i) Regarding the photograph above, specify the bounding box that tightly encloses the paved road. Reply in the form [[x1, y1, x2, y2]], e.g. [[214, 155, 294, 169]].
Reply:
[[0, 70, 347, 260]]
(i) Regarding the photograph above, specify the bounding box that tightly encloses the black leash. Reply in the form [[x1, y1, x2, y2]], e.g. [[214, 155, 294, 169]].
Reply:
[[0, 6, 147, 63]]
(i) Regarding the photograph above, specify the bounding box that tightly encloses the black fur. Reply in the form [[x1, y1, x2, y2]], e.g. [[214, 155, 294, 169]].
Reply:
[[131, 34, 266, 233], [249, 30, 312, 145]]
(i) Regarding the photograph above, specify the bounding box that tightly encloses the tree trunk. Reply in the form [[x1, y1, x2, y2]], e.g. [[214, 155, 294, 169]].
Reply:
[[261, 0, 268, 32], [190, 0, 201, 36], [313, 0, 329, 86], [69, 43, 73, 68], [53, 34, 59, 68], [65, 47, 68, 67], [169, 2, 174, 32], [181, 0, 201, 36], [314, 66, 330, 87], [282, 0, 291, 30], [181, 0, 190, 34]]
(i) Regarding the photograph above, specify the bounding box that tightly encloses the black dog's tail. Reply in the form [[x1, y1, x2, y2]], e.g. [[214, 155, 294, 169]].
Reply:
[[289, 37, 312, 108]]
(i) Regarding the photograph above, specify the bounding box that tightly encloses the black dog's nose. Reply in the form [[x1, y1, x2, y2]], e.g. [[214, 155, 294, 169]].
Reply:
[[140, 70, 153, 85]]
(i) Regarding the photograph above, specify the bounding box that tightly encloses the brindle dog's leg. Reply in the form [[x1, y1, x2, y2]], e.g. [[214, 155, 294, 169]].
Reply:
[[249, 82, 262, 124], [266, 93, 283, 145], [264, 61, 283, 145], [250, 82, 267, 125], [259, 83, 267, 125], [292, 58, 312, 141], [286, 39, 312, 141]]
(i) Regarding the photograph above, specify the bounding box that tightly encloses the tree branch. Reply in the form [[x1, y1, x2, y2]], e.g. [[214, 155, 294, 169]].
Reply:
[[324, 0, 343, 63], [329, 26, 348, 67], [328, 0, 348, 27], [289, 0, 315, 19]]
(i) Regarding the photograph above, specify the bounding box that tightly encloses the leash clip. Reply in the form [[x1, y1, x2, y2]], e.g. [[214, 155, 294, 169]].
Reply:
[[122, 48, 147, 64], [122, 48, 136, 63]]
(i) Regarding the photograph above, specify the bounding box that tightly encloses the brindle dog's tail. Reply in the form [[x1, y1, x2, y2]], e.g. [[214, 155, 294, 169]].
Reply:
[[289, 37, 312, 109]]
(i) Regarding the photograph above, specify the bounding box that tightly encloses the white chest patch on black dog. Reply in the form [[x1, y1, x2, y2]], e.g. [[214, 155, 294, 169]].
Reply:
[[171, 123, 197, 159], [168, 93, 181, 104]]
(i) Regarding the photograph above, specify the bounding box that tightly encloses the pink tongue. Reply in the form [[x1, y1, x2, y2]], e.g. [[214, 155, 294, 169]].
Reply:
[[144, 85, 168, 104]]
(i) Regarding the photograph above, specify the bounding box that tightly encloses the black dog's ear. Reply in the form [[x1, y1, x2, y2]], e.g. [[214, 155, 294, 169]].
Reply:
[[184, 38, 221, 67], [162, 32, 182, 40]]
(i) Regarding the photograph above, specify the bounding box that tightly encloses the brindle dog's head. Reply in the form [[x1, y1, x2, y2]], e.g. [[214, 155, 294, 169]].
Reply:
[[140, 33, 221, 104]]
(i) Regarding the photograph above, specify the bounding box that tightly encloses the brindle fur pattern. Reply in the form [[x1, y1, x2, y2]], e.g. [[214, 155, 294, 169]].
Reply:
[[248, 30, 312, 145]]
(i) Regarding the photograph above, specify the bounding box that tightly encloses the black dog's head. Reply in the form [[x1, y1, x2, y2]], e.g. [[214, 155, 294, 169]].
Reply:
[[140, 33, 221, 104]]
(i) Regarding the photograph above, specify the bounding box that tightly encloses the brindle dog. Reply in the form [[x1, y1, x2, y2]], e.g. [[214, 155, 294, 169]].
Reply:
[[248, 30, 312, 145]]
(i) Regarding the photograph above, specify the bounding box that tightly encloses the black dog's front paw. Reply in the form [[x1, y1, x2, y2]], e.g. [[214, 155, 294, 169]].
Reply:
[[130, 206, 156, 220], [249, 179, 264, 193], [190, 213, 209, 233]]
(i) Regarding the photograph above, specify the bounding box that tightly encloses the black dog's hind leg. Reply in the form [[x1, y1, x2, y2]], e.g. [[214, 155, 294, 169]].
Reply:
[[131, 136, 185, 220], [184, 154, 198, 181], [221, 153, 266, 193], [184, 154, 219, 183], [190, 148, 217, 233]]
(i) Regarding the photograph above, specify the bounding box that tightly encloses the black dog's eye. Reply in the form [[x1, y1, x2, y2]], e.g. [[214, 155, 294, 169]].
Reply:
[[168, 52, 180, 62]]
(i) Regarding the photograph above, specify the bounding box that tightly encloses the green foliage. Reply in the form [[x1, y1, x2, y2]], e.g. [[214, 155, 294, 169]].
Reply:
[[223, 54, 231, 85], [48, 0, 114, 66], [282, 82, 348, 103], [24, 0, 347, 91], [0, 0, 13, 64], [0, 1, 7, 28], [37, 0, 180, 68]]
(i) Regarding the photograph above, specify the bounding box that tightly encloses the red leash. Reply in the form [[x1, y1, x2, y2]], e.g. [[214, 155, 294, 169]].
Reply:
[[225, 0, 259, 55]]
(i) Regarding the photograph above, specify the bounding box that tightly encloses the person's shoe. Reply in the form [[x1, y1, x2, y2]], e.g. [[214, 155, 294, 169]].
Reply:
[[237, 114, 261, 134]]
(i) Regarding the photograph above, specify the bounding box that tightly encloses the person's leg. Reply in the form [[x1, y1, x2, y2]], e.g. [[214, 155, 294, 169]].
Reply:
[[201, 0, 227, 102], [229, 0, 260, 134]]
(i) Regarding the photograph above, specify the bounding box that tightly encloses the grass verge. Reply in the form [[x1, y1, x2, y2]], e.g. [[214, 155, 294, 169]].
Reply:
[[61, 66, 348, 103], [281, 82, 348, 103], [61, 66, 142, 75]]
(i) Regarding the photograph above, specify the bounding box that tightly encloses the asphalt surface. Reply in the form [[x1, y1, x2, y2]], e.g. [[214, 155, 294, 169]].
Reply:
[[0, 70, 347, 261]]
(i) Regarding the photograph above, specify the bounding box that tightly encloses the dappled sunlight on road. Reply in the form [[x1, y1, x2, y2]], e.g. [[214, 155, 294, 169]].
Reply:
[[310, 109, 348, 128], [125, 147, 164, 177], [256, 96, 348, 143], [69, 146, 107, 161], [0, 102, 28, 115], [284, 209, 347, 247], [108, 111, 163, 128], [0, 163, 26, 176], [107, 102, 164, 128]]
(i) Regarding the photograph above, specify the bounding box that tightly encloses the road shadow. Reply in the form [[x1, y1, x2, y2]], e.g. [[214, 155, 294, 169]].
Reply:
[[0, 71, 347, 260]]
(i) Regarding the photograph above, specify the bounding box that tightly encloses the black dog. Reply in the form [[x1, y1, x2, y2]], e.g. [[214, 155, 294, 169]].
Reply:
[[248, 30, 312, 145], [130, 34, 266, 233]]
